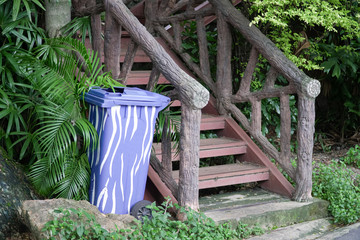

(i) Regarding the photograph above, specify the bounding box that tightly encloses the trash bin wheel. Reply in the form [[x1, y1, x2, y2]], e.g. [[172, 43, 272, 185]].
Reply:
[[130, 200, 153, 222]]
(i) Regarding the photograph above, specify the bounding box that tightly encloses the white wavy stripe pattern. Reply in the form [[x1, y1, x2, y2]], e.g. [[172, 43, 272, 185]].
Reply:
[[88, 105, 159, 214], [99, 107, 118, 175], [109, 106, 122, 177], [95, 108, 105, 166], [130, 106, 138, 140]]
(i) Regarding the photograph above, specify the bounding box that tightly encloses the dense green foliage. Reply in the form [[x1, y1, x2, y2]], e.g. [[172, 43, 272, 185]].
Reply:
[[312, 160, 360, 224], [43, 199, 264, 240], [341, 145, 360, 169], [244, 0, 360, 142], [0, 0, 121, 199], [247, 0, 360, 70]]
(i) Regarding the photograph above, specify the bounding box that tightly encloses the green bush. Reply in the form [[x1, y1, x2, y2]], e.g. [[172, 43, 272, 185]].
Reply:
[[341, 145, 360, 168], [312, 160, 360, 224], [42, 208, 128, 240], [43, 199, 264, 240]]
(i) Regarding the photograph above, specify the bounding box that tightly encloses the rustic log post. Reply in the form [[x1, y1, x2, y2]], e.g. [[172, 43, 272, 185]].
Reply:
[[150, 153, 178, 199], [279, 94, 292, 172], [277, 94, 297, 181], [104, 0, 121, 79], [196, 16, 212, 82], [146, 67, 161, 91], [237, 47, 259, 95], [294, 95, 315, 201], [251, 99, 261, 133], [263, 67, 279, 90], [161, 112, 172, 173], [178, 103, 201, 220], [108, 0, 209, 109], [173, 21, 183, 51], [154, 24, 216, 92], [119, 40, 138, 84], [216, 11, 232, 115], [89, 0, 103, 65]]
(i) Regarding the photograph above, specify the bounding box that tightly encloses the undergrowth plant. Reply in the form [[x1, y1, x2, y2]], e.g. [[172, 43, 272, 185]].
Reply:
[[312, 160, 360, 224], [341, 145, 360, 168], [43, 198, 264, 240]]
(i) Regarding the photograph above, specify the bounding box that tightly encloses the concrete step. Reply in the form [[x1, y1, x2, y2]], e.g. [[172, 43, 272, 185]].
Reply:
[[247, 218, 360, 240], [200, 188, 329, 231], [247, 218, 335, 240]]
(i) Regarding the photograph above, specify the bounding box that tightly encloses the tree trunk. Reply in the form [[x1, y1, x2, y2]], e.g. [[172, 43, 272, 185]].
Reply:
[[107, 0, 209, 109], [45, 0, 71, 38]]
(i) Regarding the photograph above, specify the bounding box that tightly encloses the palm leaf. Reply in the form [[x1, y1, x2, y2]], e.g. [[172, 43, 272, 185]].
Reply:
[[28, 154, 66, 196], [53, 145, 90, 200]]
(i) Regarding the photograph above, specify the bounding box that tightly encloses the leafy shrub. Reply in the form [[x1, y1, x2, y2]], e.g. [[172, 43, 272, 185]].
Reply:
[[43, 208, 128, 240], [43, 198, 264, 240], [341, 145, 360, 168], [312, 161, 360, 224]]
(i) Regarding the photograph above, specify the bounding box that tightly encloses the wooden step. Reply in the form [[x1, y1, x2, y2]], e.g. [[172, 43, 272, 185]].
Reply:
[[201, 114, 226, 131], [126, 70, 169, 85], [172, 162, 270, 189], [153, 137, 247, 161]]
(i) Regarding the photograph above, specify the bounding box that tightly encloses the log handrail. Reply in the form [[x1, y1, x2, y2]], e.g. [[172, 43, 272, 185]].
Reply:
[[108, 0, 210, 110]]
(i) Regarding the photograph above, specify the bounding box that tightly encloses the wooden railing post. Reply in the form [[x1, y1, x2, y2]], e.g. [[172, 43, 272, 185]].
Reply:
[[216, 11, 232, 115], [104, 0, 121, 79], [178, 102, 201, 220], [294, 95, 315, 201]]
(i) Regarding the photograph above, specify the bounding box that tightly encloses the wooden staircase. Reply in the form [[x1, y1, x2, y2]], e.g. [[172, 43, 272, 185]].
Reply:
[[89, 0, 295, 206], [117, 34, 294, 203], [143, 96, 294, 204]]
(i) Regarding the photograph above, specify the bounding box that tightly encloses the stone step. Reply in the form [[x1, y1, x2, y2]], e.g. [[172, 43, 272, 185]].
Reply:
[[200, 188, 329, 230], [247, 218, 335, 240]]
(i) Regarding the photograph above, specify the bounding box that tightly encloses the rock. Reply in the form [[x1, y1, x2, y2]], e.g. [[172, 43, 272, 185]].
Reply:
[[20, 198, 137, 240], [0, 153, 38, 239]]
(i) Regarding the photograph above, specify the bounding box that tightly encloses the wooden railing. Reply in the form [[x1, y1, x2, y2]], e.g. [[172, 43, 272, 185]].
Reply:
[[105, 0, 209, 214], [104, 0, 320, 213], [149, 0, 320, 202]]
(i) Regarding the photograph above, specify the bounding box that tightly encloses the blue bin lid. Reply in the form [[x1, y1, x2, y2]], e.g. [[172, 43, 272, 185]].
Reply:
[[84, 87, 170, 108]]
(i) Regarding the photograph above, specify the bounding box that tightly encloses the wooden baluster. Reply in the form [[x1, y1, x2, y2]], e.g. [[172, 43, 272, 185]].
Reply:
[[104, 0, 121, 79], [196, 16, 212, 81], [178, 103, 201, 219], [172, 21, 183, 51], [237, 47, 259, 95], [89, 0, 102, 70], [216, 11, 232, 115], [280, 94, 291, 169], [263, 67, 279, 90], [161, 112, 172, 173], [294, 95, 315, 201], [251, 99, 261, 133], [119, 40, 138, 84], [159, 0, 170, 13], [146, 67, 161, 91]]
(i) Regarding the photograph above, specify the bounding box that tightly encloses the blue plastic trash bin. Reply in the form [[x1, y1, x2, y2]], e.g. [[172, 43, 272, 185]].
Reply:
[[84, 86, 170, 215]]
